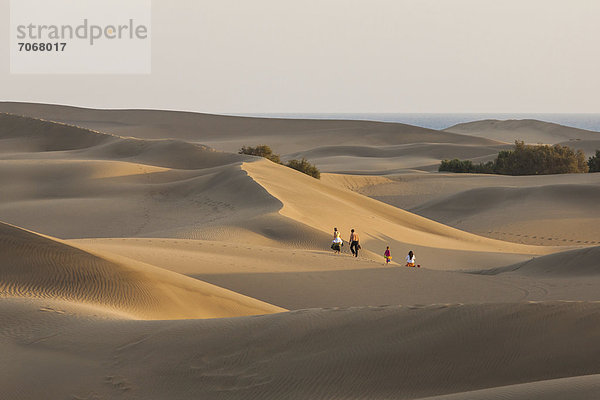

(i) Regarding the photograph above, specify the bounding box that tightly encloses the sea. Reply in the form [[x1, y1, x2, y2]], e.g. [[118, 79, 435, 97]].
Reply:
[[237, 113, 600, 132]]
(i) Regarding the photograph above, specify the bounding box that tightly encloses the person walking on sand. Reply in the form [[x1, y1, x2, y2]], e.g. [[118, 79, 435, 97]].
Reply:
[[331, 227, 343, 254], [349, 229, 360, 257], [384, 246, 392, 265], [405, 250, 416, 267]]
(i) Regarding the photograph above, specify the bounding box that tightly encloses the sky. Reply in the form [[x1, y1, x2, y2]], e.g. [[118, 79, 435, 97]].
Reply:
[[1, 0, 599, 113]]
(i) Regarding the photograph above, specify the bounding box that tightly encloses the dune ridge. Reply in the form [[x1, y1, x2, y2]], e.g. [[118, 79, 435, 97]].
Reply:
[[418, 374, 600, 400], [1, 112, 558, 270], [324, 172, 600, 248], [0, 103, 510, 173], [0, 222, 284, 319], [0, 101, 501, 146], [283, 142, 509, 173], [477, 246, 600, 277], [445, 119, 600, 143], [0, 113, 245, 170], [410, 184, 600, 246], [1, 103, 600, 399], [243, 160, 556, 258]]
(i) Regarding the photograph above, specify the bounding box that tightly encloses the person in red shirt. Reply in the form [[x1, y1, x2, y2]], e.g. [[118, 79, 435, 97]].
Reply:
[[384, 246, 392, 264]]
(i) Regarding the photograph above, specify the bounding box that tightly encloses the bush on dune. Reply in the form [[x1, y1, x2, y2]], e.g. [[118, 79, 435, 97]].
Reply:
[[440, 141, 590, 175], [239, 145, 321, 179], [589, 150, 600, 173], [495, 141, 588, 175], [239, 145, 281, 164], [286, 158, 321, 179], [439, 159, 495, 174]]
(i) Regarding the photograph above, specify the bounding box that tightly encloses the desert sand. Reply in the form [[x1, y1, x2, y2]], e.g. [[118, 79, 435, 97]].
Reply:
[[324, 172, 600, 246], [445, 119, 600, 150], [2, 104, 600, 399]]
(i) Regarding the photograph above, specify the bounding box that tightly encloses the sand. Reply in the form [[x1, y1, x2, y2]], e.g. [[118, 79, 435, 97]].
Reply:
[[2, 104, 600, 399], [445, 119, 600, 149], [4, 300, 600, 399], [328, 172, 600, 246], [0, 103, 504, 173], [0, 222, 283, 319]]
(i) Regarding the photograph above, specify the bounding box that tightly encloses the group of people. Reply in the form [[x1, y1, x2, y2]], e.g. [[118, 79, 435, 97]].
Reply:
[[331, 227, 418, 267], [384, 247, 418, 267], [331, 227, 361, 257]]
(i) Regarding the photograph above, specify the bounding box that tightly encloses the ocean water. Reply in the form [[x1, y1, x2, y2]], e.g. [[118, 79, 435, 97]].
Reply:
[[240, 113, 600, 132]]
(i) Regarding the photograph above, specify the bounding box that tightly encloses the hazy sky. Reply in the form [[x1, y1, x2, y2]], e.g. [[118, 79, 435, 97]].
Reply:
[[1, 0, 599, 113]]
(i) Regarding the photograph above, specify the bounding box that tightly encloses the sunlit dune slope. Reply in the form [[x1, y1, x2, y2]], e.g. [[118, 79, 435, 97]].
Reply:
[[243, 160, 557, 261], [0, 222, 284, 319]]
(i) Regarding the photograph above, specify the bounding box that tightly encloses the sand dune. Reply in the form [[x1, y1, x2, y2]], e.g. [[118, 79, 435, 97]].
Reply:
[[67, 237, 600, 309], [0, 103, 509, 174], [420, 374, 600, 400], [1, 114, 298, 241], [557, 138, 600, 157], [0, 112, 111, 152], [332, 171, 600, 209], [0, 102, 500, 152], [243, 159, 561, 269], [1, 113, 555, 269], [411, 184, 600, 245], [0, 113, 244, 169], [479, 246, 600, 277], [327, 172, 600, 246], [0, 222, 284, 319], [410, 184, 600, 246], [445, 119, 600, 146], [3, 300, 600, 399], [65, 238, 535, 309], [3, 104, 600, 399], [0, 157, 285, 240], [284, 142, 508, 173]]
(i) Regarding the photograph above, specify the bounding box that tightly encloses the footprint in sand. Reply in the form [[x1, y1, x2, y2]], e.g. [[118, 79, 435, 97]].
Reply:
[[39, 307, 65, 314]]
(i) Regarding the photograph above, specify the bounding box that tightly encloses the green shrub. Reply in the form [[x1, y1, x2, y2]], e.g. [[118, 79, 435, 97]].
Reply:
[[495, 141, 588, 175], [239, 145, 321, 178], [239, 145, 281, 164], [589, 150, 600, 172], [474, 160, 496, 174], [286, 158, 321, 179], [439, 159, 495, 174], [439, 141, 589, 176], [439, 159, 475, 173]]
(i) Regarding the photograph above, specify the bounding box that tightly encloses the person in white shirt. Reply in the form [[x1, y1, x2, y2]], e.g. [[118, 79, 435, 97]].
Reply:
[[405, 250, 416, 267], [331, 227, 343, 253]]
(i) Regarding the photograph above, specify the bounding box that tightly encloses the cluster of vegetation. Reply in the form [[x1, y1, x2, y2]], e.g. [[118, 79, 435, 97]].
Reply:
[[238, 145, 281, 164], [438, 159, 495, 174], [286, 158, 321, 179], [589, 150, 600, 172], [239, 145, 321, 179], [440, 141, 593, 175]]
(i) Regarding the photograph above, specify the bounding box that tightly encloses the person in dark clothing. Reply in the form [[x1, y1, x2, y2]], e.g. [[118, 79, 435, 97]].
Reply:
[[349, 229, 360, 257]]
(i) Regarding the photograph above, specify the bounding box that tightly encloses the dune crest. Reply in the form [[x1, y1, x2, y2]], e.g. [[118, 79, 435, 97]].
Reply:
[[478, 246, 600, 277], [2, 103, 600, 399], [243, 159, 554, 258], [445, 119, 600, 148], [0, 222, 284, 319], [410, 184, 600, 246]]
